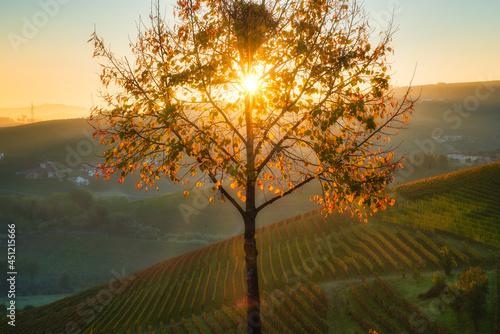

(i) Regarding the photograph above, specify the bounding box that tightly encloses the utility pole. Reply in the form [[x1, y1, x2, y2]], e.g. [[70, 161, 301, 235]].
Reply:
[[30, 102, 34, 123]]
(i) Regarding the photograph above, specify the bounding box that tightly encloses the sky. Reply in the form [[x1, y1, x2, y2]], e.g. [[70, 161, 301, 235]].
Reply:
[[0, 0, 499, 109]]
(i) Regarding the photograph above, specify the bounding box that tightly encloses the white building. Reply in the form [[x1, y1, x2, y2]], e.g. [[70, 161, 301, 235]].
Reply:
[[75, 177, 90, 186], [447, 152, 483, 165]]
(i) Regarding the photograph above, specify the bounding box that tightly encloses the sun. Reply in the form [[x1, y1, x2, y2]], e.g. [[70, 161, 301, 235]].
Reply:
[[243, 74, 259, 94]]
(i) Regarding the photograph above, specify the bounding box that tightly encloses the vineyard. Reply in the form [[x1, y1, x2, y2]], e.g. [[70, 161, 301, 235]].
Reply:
[[145, 282, 327, 334], [495, 264, 500, 334], [346, 275, 449, 334], [389, 162, 500, 248], [2, 163, 500, 333], [2, 208, 488, 333]]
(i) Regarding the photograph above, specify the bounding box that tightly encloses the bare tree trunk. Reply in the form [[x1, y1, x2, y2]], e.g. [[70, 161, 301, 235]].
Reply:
[[243, 212, 261, 334], [243, 50, 261, 333]]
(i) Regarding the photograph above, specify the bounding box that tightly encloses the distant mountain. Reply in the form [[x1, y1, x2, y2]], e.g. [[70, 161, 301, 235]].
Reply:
[[394, 80, 500, 103], [390, 80, 500, 184], [0, 104, 89, 125]]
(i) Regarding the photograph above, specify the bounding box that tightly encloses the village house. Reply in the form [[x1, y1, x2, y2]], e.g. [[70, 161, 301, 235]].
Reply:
[[447, 152, 490, 165], [19, 161, 73, 180], [68, 176, 90, 186]]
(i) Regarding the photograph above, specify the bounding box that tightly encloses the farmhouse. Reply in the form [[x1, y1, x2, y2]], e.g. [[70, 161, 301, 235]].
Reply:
[[447, 152, 489, 165], [68, 176, 90, 186], [19, 161, 73, 179]]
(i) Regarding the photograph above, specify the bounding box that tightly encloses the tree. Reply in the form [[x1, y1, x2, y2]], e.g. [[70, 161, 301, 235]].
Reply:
[[90, 0, 413, 332], [447, 281, 463, 322], [419, 270, 446, 299], [456, 267, 489, 332], [68, 188, 93, 210], [439, 246, 457, 275]]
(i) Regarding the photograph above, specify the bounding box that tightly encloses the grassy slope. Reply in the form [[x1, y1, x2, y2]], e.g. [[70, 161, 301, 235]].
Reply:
[[0, 118, 103, 196], [395, 161, 500, 200], [0, 118, 95, 162]]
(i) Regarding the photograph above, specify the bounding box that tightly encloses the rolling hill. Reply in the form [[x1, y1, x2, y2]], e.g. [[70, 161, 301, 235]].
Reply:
[[391, 80, 500, 184], [0, 118, 183, 198], [2, 163, 499, 333], [1, 80, 499, 197], [0, 118, 95, 162], [388, 162, 500, 248]]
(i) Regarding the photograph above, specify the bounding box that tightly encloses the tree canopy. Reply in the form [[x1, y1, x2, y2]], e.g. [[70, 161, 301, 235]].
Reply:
[[90, 0, 413, 221], [448, 267, 489, 332]]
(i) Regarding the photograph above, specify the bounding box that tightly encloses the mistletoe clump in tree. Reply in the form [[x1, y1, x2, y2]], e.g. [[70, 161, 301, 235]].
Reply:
[[90, 0, 413, 332]]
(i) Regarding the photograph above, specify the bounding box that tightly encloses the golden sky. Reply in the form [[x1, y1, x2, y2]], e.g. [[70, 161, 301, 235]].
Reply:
[[1, 0, 499, 110]]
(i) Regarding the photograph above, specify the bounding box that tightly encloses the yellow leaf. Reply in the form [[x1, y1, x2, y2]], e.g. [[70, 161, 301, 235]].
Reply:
[[183, 191, 189, 196]]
